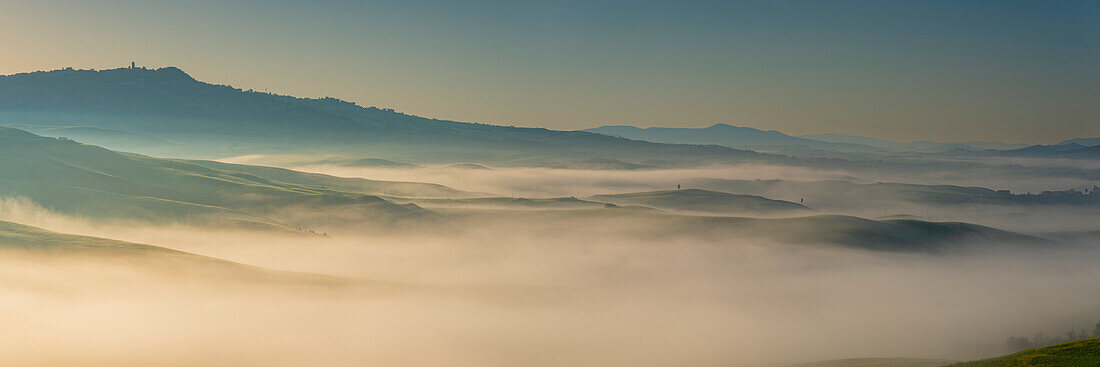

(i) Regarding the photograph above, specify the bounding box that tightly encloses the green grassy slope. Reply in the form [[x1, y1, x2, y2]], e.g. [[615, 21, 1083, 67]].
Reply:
[[946, 338, 1100, 367], [787, 358, 954, 367]]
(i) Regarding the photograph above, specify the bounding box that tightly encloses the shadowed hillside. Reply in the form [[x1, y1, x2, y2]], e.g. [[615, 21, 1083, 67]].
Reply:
[[439, 208, 1051, 253], [685, 179, 1100, 210], [0, 127, 437, 229], [679, 215, 1050, 253], [187, 159, 475, 198], [0, 127, 1057, 251]]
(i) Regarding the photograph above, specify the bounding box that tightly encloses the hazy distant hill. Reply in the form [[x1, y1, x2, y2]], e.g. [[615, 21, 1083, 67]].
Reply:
[[974, 143, 1100, 159], [802, 133, 1100, 159], [685, 178, 1099, 210], [450, 208, 1050, 253], [581, 125, 1060, 160], [0, 67, 771, 167], [585, 124, 878, 153], [588, 188, 811, 215], [0, 127, 442, 230], [722, 215, 1048, 253], [1059, 137, 1100, 146], [800, 133, 1028, 152], [580, 125, 1034, 155]]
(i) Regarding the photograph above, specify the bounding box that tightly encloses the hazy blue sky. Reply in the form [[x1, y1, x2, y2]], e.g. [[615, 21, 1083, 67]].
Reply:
[[2, 0, 1097, 143]]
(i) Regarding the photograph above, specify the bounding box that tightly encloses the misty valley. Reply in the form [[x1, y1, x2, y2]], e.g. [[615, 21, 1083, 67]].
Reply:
[[0, 65, 1097, 367]]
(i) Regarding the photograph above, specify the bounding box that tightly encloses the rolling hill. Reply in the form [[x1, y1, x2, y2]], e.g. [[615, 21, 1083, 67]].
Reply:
[[588, 188, 812, 215], [0, 127, 1060, 251], [1059, 137, 1100, 147], [703, 215, 1049, 253], [973, 143, 1100, 159], [682, 178, 1099, 211], [388, 196, 605, 210], [786, 358, 954, 367], [0, 126, 448, 230], [0, 219, 343, 284], [946, 338, 1100, 367], [185, 159, 473, 198], [440, 207, 1051, 253]]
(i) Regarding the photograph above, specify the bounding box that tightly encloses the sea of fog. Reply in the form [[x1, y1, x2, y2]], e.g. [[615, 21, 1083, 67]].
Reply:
[[1, 163, 1098, 367]]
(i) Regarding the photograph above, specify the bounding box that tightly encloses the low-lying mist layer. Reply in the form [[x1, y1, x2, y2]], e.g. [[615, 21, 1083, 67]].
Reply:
[[2, 194, 1099, 367], [256, 161, 1099, 234], [0, 141, 1095, 366]]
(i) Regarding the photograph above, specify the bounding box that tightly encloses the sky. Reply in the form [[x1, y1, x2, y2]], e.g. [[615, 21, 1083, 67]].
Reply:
[[1, 0, 1097, 143]]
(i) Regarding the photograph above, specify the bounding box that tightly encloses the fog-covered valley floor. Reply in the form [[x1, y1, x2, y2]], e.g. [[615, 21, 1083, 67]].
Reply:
[[1, 141, 1098, 366], [3, 206, 1100, 367], [248, 159, 1100, 234]]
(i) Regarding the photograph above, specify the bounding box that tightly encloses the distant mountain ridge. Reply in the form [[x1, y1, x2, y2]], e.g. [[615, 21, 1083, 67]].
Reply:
[[3, 66, 1089, 166], [1057, 137, 1100, 147], [584, 124, 880, 153], [972, 143, 1100, 159], [0, 66, 771, 167], [584, 124, 1036, 155], [801, 133, 1029, 152]]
